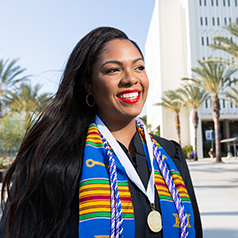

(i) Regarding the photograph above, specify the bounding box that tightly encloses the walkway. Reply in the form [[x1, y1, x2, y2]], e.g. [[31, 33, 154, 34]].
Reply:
[[187, 157, 238, 238]]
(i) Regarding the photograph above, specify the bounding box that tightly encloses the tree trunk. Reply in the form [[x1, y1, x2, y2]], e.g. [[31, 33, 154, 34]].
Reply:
[[211, 93, 222, 163], [175, 113, 181, 146], [192, 109, 199, 161], [0, 100, 2, 118]]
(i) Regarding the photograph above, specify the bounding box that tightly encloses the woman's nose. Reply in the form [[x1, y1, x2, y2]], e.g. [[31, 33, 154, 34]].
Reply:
[[120, 69, 138, 86]]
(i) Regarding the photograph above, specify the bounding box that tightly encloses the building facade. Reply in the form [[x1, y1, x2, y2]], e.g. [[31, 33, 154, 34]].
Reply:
[[146, 0, 238, 159]]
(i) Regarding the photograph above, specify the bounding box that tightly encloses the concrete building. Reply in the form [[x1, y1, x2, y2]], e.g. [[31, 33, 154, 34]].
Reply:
[[146, 0, 238, 159]]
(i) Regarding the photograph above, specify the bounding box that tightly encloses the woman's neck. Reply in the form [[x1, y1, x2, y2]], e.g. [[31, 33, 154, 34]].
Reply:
[[102, 117, 137, 157]]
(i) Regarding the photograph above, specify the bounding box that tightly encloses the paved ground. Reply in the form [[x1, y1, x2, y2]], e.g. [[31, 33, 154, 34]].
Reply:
[[0, 157, 237, 237], [187, 157, 238, 238]]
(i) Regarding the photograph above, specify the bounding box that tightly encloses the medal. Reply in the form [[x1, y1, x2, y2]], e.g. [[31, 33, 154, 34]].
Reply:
[[147, 204, 162, 233], [147, 210, 162, 233]]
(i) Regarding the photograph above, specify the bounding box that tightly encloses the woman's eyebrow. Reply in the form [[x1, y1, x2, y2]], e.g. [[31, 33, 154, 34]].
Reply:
[[133, 57, 144, 63], [101, 60, 123, 68], [101, 57, 144, 68]]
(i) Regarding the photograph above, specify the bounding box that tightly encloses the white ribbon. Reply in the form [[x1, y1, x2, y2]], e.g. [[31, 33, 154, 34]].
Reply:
[[95, 115, 155, 205]]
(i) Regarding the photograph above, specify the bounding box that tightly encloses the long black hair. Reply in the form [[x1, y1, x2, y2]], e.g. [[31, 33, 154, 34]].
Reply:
[[1, 26, 143, 238]]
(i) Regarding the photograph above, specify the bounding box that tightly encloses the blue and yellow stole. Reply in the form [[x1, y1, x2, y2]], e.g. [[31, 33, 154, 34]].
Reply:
[[78, 122, 195, 238]]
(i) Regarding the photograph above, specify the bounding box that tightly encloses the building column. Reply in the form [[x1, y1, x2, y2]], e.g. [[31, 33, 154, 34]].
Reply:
[[223, 120, 230, 153], [197, 114, 203, 159], [223, 120, 230, 139]]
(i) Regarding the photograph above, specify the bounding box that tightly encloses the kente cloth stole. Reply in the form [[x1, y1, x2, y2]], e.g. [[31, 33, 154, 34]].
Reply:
[[78, 122, 195, 238]]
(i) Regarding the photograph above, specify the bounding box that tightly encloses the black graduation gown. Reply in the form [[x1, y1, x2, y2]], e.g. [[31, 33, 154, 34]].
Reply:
[[118, 132, 202, 238], [0, 133, 202, 238]]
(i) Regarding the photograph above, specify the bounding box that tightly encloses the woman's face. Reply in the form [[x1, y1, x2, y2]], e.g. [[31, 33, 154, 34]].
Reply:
[[90, 39, 149, 124]]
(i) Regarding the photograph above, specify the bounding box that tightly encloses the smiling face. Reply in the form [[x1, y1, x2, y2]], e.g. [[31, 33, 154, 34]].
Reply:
[[89, 39, 149, 126]]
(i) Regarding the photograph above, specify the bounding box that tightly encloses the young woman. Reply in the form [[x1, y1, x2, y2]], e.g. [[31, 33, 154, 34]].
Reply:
[[1, 27, 202, 238]]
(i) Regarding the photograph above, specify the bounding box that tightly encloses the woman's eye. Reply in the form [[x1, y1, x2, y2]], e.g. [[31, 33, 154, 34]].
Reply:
[[135, 65, 145, 71], [105, 68, 119, 74]]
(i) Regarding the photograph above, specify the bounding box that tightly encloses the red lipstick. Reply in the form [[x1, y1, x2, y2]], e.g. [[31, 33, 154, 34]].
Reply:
[[117, 89, 141, 104]]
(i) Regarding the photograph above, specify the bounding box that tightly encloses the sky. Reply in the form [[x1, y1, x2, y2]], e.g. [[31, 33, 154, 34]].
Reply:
[[0, 0, 155, 98]]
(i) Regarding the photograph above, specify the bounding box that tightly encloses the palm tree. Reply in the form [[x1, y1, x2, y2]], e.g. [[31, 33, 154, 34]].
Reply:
[[223, 83, 238, 106], [155, 90, 184, 145], [177, 84, 209, 161], [183, 59, 238, 163], [139, 115, 147, 125], [210, 22, 238, 58], [3, 83, 51, 128], [0, 58, 28, 116]]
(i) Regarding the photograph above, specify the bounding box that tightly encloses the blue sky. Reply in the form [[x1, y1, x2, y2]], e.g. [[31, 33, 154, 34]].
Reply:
[[0, 0, 155, 96]]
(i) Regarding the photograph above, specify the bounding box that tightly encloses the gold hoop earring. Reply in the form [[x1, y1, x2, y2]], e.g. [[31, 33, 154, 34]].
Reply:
[[86, 94, 95, 107]]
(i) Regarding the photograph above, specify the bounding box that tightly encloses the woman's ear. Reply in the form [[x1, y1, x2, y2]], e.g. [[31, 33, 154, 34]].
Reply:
[[82, 78, 92, 94]]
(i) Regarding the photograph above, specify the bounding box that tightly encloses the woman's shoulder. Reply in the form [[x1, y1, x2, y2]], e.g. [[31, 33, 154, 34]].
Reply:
[[150, 134, 182, 160]]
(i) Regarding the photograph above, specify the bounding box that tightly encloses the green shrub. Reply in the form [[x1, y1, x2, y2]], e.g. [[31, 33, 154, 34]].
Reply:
[[0, 156, 14, 169], [182, 145, 193, 159]]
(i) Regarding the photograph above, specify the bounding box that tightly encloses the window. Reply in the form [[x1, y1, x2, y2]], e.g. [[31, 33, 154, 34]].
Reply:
[[216, 0, 219, 5], [236, 18, 238, 23], [217, 17, 220, 25], [199, 0, 202, 5], [202, 37, 204, 45], [230, 103, 233, 108], [205, 17, 208, 25], [211, 0, 214, 5], [203, 57, 205, 60], [206, 37, 209, 45], [228, 0, 230, 6], [236, 0, 238, 7], [229, 17, 232, 23], [200, 17, 203, 25], [224, 17, 227, 25], [212, 17, 215, 25], [205, 100, 208, 108], [204, 0, 207, 5], [223, 0, 226, 5], [223, 100, 226, 108]]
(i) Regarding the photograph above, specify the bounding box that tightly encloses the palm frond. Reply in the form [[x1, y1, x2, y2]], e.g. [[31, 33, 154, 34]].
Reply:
[[177, 84, 209, 109], [190, 59, 238, 94], [0, 58, 29, 93], [155, 89, 184, 114], [223, 84, 238, 106], [210, 22, 238, 58], [3, 83, 52, 118]]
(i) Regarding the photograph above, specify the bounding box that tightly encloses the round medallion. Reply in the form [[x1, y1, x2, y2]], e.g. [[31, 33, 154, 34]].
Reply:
[[147, 210, 162, 233]]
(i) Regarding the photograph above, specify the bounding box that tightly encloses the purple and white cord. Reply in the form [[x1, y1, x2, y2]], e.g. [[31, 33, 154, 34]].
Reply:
[[100, 131, 124, 238], [98, 119, 188, 238], [137, 120, 188, 238], [153, 144, 188, 238]]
